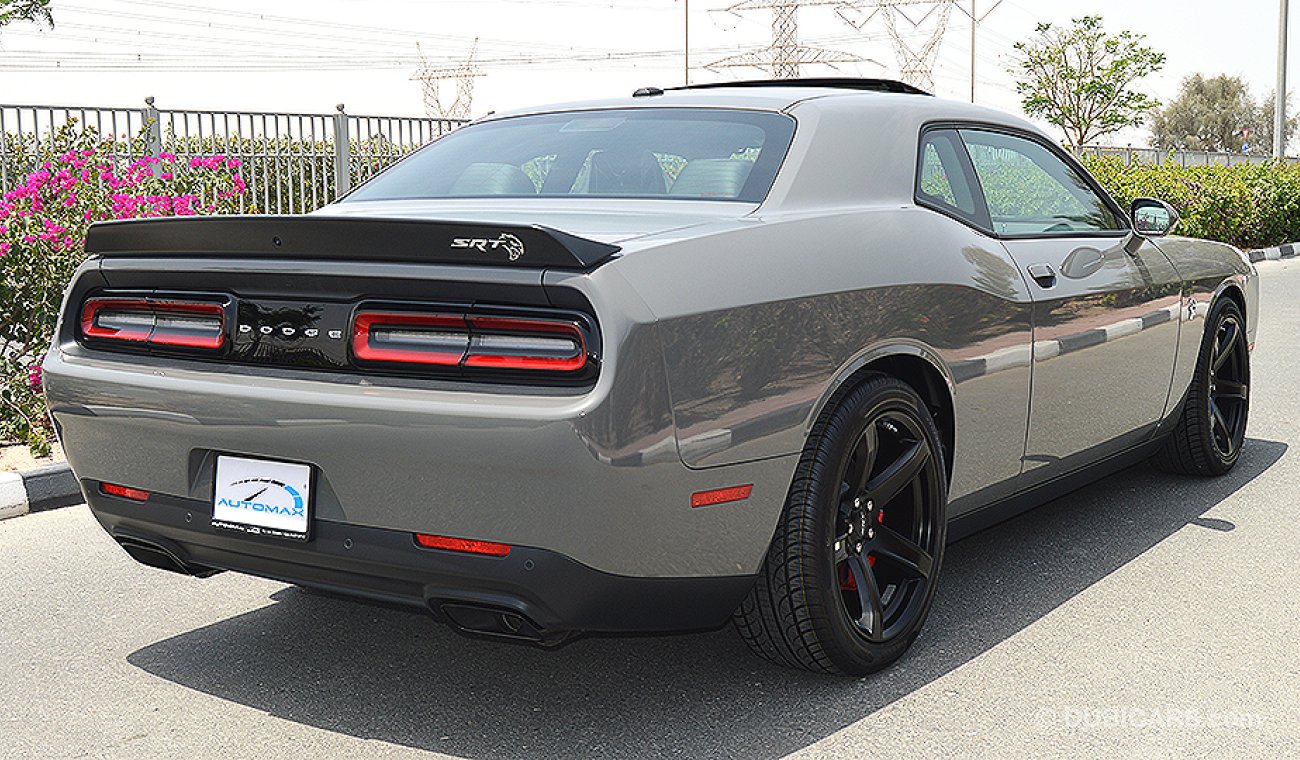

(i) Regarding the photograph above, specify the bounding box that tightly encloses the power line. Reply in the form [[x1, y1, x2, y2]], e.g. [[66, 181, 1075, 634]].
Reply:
[[953, 0, 1003, 101], [58, 2, 609, 57]]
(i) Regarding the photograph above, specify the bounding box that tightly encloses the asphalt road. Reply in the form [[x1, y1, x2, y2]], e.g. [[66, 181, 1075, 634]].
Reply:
[[4, 261, 1299, 760]]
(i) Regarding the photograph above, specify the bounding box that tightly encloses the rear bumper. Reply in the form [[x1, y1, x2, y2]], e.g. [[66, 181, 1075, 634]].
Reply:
[[44, 337, 797, 579], [87, 486, 757, 640]]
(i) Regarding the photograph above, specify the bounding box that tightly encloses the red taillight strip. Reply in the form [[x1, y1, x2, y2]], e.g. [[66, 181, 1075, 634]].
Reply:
[[100, 482, 150, 502], [464, 316, 587, 372], [690, 484, 753, 508], [414, 533, 512, 556], [351, 311, 469, 365], [81, 298, 153, 343], [80, 297, 226, 350]]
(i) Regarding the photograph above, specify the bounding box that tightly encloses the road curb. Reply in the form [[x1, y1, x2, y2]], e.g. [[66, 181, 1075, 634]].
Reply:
[[0, 462, 81, 521], [1248, 242, 1300, 262]]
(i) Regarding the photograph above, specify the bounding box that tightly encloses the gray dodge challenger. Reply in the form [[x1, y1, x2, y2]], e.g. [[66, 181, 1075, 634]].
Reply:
[[43, 79, 1257, 676]]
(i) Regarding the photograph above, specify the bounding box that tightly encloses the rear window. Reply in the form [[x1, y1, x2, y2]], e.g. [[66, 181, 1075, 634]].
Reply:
[[343, 108, 795, 204]]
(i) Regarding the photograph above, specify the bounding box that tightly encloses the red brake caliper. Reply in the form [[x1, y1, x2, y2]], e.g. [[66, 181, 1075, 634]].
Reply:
[[838, 559, 876, 592]]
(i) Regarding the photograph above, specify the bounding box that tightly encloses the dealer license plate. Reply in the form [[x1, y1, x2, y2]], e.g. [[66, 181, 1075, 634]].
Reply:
[[212, 455, 312, 541]]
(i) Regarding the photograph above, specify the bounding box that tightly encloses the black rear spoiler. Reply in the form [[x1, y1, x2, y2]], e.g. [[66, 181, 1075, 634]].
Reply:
[[84, 215, 621, 271]]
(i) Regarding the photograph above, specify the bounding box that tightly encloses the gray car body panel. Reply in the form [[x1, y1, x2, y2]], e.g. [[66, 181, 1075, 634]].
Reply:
[[44, 86, 1257, 584]]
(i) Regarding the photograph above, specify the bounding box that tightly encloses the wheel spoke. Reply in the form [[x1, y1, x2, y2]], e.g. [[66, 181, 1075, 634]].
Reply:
[[871, 524, 933, 579], [1211, 401, 1233, 453], [847, 554, 884, 641], [1212, 322, 1237, 373], [844, 422, 880, 495], [1215, 380, 1248, 402], [864, 437, 930, 506]]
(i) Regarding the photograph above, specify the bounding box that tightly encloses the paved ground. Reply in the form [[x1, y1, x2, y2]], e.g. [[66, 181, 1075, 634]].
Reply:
[[3, 261, 1298, 760]]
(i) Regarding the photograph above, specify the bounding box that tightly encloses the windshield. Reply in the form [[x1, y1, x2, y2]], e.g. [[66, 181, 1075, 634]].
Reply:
[[343, 108, 796, 204]]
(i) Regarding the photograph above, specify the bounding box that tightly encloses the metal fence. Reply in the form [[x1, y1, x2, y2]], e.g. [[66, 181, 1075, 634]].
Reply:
[[1081, 145, 1300, 167], [0, 98, 465, 214]]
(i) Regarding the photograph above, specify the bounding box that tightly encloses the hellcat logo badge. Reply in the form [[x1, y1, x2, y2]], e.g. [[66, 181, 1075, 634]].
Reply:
[[451, 232, 526, 261]]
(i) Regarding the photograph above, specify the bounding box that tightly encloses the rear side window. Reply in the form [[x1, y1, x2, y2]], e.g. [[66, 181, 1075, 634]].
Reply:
[[344, 108, 796, 204], [915, 129, 988, 229], [958, 129, 1126, 236]]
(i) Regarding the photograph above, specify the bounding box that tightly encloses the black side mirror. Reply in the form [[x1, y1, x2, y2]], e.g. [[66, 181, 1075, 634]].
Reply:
[[1130, 198, 1180, 237]]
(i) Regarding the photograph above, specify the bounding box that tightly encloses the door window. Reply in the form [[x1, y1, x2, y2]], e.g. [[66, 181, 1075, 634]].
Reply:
[[959, 129, 1126, 236]]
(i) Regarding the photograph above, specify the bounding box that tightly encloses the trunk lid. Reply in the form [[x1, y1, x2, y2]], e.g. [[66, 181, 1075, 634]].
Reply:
[[320, 197, 754, 245]]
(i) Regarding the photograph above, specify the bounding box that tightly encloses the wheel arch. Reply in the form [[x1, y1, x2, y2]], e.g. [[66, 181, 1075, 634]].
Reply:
[[808, 343, 956, 485], [1216, 280, 1247, 326]]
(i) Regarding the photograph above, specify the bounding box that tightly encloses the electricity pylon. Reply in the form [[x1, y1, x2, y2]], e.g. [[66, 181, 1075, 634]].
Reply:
[[706, 0, 865, 79], [835, 0, 957, 92], [413, 39, 484, 121]]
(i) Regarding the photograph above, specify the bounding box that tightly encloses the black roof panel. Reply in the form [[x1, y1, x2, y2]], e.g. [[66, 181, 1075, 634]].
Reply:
[[668, 78, 931, 96]]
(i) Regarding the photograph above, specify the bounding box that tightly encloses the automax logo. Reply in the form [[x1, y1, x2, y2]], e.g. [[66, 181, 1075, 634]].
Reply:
[[217, 477, 305, 517]]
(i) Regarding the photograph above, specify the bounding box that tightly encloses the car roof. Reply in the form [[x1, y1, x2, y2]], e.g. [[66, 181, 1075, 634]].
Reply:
[[480, 81, 1038, 134], [485, 85, 921, 118]]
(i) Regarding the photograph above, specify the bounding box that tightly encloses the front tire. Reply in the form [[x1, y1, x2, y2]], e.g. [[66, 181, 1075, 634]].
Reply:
[[1153, 297, 1250, 476], [734, 374, 947, 676]]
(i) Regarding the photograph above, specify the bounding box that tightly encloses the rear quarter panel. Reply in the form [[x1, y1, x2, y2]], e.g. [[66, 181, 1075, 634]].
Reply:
[[601, 206, 1037, 509]]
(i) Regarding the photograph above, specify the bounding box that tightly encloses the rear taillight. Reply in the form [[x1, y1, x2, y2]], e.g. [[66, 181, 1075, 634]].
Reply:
[[464, 316, 587, 372], [351, 312, 468, 366], [81, 296, 226, 350], [352, 309, 590, 375]]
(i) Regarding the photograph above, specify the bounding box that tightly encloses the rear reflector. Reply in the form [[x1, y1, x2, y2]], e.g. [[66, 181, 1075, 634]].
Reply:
[[100, 482, 150, 501], [81, 297, 226, 350], [352, 309, 588, 373], [414, 533, 512, 557], [690, 484, 753, 508]]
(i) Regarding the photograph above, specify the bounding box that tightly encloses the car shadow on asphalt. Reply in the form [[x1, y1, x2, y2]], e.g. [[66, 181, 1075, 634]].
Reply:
[[127, 438, 1287, 759]]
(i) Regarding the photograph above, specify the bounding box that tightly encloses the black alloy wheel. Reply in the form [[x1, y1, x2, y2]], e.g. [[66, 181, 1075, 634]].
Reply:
[[1154, 297, 1250, 476], [832, 410, 941, 644], [734, 373, 947, 675], [1207, 311, 1249, 459]]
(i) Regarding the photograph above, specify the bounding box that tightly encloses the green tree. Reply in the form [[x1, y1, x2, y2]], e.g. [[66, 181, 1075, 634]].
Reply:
[[1254, 92, 1297, 155], [1152, 74, 1296, 154], [1009, 16, 1165, 152], [0, 0, 53, 30]]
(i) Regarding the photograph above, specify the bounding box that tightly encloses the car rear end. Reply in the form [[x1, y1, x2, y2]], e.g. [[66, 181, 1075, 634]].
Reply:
[[43, 102, 808, 643], [44, 218, 797, 643]]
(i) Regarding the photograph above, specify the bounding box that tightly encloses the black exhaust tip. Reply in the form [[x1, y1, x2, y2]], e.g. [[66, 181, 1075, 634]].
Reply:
[[437, 602, 570, 647], [114, 534, 222, 578]]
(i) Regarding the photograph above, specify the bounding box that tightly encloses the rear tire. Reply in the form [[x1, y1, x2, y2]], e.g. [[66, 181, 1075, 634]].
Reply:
[[1153, 297, 1250, 476], [733, 374, 947, 676]]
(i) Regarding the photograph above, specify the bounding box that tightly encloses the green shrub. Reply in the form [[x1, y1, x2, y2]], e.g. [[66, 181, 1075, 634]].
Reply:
[[1083, 154, 1300, 250], [1, 121, 249, 455]]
